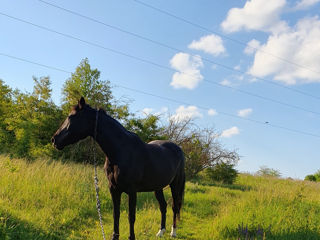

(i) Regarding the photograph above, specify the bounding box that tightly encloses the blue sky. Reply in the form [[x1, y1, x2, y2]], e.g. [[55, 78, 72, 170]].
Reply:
[[1, 0, 320, 178]]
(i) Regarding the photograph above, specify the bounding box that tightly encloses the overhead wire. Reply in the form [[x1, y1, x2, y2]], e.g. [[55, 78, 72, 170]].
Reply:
[[36, 0, 320, 101], [1, 11, 319, 116], [0, 52, 71, 74], [1, 4, 320, 138], [115, 84, 320, 139], [1, 51, 319, 139], [132, 0, 320, 77]]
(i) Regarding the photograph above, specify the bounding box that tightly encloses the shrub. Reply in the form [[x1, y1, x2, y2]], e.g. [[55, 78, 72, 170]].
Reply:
[[256, 166, 281, 178], [304, 174, 317, 182], [304, 170, 320, 182], [204, 162, 238, 184]]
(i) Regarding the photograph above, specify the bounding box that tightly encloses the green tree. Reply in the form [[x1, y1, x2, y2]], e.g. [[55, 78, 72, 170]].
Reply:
[[0, 80, 13, 153], [61, 58, 130, 163], [125, 115, 166, 143], [256, 166, 281, 178], [5, 77, 62, 159]]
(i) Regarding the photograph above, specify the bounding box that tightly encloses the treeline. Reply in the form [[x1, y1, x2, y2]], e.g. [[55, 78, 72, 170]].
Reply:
[[0, 58, 239, 181]]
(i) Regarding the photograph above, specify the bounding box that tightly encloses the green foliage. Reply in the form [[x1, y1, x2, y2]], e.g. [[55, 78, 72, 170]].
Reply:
[[0, 80, 14, 153], [305, 174, 317, 182], [1, 57, 240, 175], [1, 156, 320, 240], [182, 133, 211, 180], [62, 58, 109, 108], [314, 170, 320, 181], [59, 59, 131, 164], [62, 58, 129, 120], [256, 166, 282, 178], [3, 77, 63, 159], [205, 162, 238, 184], [125, 114, 166, 143], [304, 169, 320, 182]]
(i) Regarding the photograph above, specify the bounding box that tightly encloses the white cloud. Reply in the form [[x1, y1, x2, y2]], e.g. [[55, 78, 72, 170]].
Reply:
[[188, 34, 226, 56], [294, 0, 320, 10], [244, 39, 261, 55], [159, 107, 168, 114], [170, 52, 204, 89], [155, 107, 169, 116], [221, 126, 240, 138], [141, 107, 153, 115], [170, 105, 203, 122], [221, 0, 287, 33], [237, 108, 253, 117], [248, 16, 320, 85], [208, 108, 218, 116], [220, 79, 232, 86]]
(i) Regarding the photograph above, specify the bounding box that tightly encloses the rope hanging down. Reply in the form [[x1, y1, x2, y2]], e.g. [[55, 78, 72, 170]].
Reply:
[[92, 109, 107, 240]]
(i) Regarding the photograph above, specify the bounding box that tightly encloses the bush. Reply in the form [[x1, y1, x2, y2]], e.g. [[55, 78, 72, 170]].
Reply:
[[304, 174, 317, 182], [256, 166, 281, 178], [314, 170, 320, 181], [204, 162, 238, 184], [304, 170, 320, 182]]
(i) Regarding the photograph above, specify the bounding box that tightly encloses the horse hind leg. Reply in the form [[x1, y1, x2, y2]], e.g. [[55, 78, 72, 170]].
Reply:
[[128, 192, 137, 240], [169, 171, 185, 238], [154, 189, 167, 237]]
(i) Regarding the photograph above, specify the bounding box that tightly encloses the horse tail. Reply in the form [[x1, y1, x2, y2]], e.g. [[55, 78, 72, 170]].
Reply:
[[177, 168, 185, 220], [175, 152, 185, 220]]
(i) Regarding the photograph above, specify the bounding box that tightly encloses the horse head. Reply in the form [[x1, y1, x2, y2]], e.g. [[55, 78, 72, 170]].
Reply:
[[52, 97, 96, 150]]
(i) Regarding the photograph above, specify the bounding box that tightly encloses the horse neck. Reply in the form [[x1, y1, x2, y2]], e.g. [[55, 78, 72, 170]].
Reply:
[[94, 111, 132, 164]]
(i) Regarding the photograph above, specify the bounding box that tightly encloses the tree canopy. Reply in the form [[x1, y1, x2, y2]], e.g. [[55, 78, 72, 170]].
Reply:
[[0, 58, 240, 181]]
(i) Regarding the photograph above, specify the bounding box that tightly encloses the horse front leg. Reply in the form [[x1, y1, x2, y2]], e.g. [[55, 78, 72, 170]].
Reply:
[[110, 188, 122, 240], [128, 192, 137, 240]]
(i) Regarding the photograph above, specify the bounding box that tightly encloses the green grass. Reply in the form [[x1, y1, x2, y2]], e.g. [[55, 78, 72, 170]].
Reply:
[[1, 155, 320, 240]]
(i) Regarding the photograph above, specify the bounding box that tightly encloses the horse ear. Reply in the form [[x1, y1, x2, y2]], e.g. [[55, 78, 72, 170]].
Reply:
[[78, 97, 86, 109]]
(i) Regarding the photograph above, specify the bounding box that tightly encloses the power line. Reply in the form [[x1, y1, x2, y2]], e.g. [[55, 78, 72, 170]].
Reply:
[[36, 0, 320, 101], [0, 52, 319, 139], [1, 12, 320, 116], [203, 80, 320, 116], [132, 0, 320, 77], [115, 84, 320, 139], [0, 52, 71, 73]]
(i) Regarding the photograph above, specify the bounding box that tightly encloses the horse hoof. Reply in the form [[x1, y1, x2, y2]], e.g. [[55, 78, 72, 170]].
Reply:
[[111, 233, 120, 240], [156, 228, 166, 237], [170, 226, 177, 238]]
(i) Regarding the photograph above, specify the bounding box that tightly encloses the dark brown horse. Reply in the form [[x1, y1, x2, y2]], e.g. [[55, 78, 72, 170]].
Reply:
[[52, 97, 185, 240]]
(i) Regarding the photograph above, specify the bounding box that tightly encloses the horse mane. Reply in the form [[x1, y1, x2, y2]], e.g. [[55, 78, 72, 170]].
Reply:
[[96, 106, 138, 139], [72, 102, 141, 141]]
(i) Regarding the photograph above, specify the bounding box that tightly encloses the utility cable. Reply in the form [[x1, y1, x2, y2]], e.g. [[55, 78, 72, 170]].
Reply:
[[1, 12, 319, 116], [36, 0, 320, 101], [132, 0, 320, 77], [0, 52, 319, 138]]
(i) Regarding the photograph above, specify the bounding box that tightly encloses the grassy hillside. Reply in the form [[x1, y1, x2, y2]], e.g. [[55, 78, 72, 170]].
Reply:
[[1, 156, 320, 240]]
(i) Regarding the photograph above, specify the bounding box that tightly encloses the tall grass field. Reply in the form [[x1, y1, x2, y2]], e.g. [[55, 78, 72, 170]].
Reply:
[[1, 155, 320, 240]]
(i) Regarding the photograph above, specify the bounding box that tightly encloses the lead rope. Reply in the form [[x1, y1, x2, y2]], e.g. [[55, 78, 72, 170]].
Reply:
[[93, 109, 107, 240]]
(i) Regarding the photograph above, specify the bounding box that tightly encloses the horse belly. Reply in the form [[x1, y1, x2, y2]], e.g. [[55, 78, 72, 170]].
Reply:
[[137, 161, 177, 192]]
